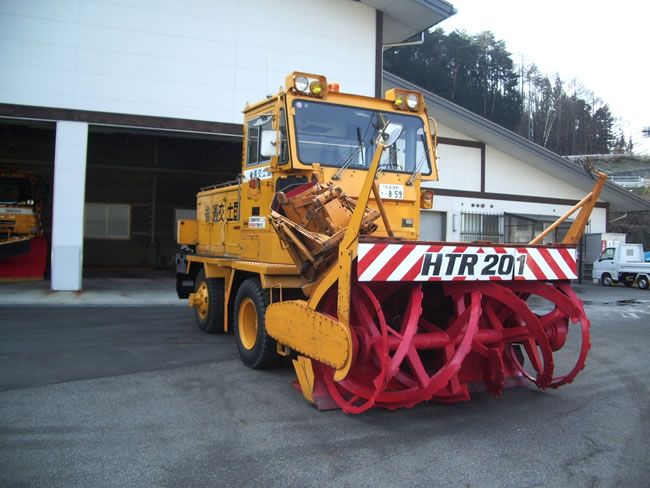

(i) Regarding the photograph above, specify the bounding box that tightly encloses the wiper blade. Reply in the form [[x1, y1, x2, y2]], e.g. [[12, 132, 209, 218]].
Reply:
[[377, 147, 403, 176], [332, 127, 365, 180], [407, 132, 432, 186], [332, 145, 363, 180], [357, 127, 365, 167], [332, 113, 386, 180]]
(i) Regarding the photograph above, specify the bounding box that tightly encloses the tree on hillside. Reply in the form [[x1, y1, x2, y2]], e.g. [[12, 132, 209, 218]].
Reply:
[[384, 28, 522, 131], [384, 28, 621, 155]]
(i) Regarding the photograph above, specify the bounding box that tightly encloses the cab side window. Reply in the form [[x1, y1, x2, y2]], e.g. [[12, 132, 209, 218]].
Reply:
[[278, 108, 288, 165], [246, 114, 273, 166]]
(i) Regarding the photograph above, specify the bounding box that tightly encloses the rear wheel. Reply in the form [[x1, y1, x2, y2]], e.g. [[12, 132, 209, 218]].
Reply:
[[193, 268, 224, 333], [638, 276, 649, 290], [234, 278, 278, 369], [601, 273, 613, 287]]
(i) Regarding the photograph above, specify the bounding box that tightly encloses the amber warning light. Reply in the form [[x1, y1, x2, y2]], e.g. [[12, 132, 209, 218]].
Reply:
[[421, 189, 434, 209]]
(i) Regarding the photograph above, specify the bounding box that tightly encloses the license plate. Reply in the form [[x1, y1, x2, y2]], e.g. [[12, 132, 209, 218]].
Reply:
[[379, 184, 404, 200]]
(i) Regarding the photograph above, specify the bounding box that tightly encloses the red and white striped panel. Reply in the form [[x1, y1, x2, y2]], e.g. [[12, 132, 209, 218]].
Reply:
[[357, 243, 577, 282], [514, 247, 577, 281]]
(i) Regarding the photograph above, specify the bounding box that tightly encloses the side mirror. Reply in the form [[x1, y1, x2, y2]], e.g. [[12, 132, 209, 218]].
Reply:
[[377, 122, 403, 147], [260, 130, 278, 158]]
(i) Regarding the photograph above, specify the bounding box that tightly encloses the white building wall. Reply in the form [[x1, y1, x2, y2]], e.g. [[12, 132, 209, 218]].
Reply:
[[436, 122, 477, 141], [431, 144, 481, 191], [485, 146, 587, 200], [0, 0, 376, 123], [427, 196, 607, 243]]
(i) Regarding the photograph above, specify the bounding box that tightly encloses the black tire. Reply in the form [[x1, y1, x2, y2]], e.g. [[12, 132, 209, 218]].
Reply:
[[233, 278, 277, 369], [193, 268, 224, 333], [601, 273, 613, 287], [638, 276, 649, 290]]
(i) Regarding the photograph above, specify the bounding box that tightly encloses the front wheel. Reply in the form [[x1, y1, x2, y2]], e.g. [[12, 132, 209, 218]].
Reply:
[[601, 273, 613, 287], [234, 278, 278, 369], [638, 276, 649, 290]]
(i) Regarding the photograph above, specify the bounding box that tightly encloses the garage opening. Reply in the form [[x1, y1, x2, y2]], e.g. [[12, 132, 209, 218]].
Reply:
[[1, 120, 243, 275], [420, 211, 446, 241], [84, 126, 242, 270]]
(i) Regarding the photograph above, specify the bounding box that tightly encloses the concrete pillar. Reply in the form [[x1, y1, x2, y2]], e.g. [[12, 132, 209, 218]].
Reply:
[[51, 121, 88, 291]]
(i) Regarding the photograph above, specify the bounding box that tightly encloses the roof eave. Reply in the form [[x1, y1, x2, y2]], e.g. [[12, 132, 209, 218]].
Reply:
[[361, 0, 457, 44]]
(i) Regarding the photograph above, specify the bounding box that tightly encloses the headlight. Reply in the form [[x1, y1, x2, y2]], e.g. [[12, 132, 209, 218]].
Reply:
[[406, 93, 419, 109], [384, 88, 423, 111], [295, 76, 309, 92], [310, 80, 322, 95], [286, 73, 328, 97]]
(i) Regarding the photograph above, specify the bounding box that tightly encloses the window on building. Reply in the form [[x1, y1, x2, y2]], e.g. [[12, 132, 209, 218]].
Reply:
[[504, 214, 578, 244], [85, 203, 130, 239], [461, 212, 504, 242]]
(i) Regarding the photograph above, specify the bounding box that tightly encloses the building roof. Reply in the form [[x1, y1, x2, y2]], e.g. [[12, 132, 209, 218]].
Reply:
[[361, 0, 456, 44], [383, 71, 650, 213]]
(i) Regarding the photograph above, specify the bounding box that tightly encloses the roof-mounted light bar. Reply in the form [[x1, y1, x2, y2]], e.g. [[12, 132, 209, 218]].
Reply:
[[286, 72, 328, 98]]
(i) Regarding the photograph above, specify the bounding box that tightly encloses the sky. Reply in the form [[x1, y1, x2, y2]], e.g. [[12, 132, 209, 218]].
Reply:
[[437, 0, 650, 155]]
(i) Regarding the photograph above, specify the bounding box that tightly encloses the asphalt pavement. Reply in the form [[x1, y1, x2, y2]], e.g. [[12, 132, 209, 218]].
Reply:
[[1, 273, 649, 487]]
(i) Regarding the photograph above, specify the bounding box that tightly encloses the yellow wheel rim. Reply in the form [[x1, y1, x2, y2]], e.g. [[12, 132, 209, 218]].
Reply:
[[238, 297, 258, 350], [196, 282, 209, 320]]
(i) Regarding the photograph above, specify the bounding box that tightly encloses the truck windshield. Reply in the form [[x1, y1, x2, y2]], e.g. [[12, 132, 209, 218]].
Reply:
[[599, 248, 615, 261], [0, 177, 36, 205], [292, 100, 432, 175]]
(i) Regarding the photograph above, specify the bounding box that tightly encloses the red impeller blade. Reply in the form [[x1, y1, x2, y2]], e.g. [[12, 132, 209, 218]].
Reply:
[[445, 281, 556, 390], [314, 279, 482, 412], [505, 281, 591, 388]]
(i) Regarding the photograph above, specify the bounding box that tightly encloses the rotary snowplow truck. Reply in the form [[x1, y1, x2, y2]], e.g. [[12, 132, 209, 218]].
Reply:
[[176, 72, 605, 413]]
